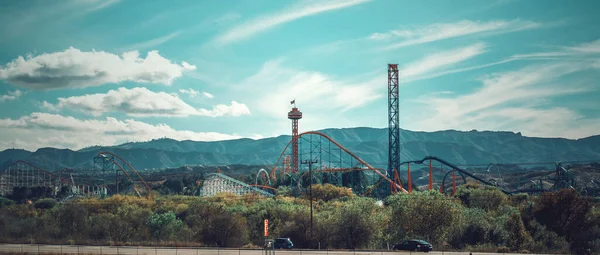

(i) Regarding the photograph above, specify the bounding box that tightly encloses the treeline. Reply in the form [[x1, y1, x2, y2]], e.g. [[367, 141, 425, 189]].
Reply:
[[0, 184, 598, 255]]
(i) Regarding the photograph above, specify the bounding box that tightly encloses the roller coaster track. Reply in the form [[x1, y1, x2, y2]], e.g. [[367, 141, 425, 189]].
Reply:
[[0, 160, 105, 196], [94, 152, 152, 197], [271, 131, 407, 194], [400, 156, 513, 195], [201, 173, 274, 197]]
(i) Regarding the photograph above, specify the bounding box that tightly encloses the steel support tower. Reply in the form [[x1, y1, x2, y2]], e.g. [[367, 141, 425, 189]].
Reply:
[[388, 64, 400, 183], [288, 101, 303, 173]]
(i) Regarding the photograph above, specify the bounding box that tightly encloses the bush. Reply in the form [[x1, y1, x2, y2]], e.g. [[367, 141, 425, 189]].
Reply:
[[497, 246, 510, 253], [34, 198, 57, 209], [0, 197, 15, 208]]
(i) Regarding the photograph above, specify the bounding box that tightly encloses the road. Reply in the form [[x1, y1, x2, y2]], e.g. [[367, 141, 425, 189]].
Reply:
[[0, 244, 560, 255]]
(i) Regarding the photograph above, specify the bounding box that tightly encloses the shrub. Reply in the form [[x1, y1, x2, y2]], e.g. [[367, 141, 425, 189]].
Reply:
[[0, 197, 15, 208], [497, 246, 510, 253], [34, 198, 57, 209]]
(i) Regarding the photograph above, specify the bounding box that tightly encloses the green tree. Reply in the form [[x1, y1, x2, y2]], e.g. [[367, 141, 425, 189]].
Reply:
[[505, 213, 532, 251], [333, 197, 380, 249], [387, 191, 461, 246], [147, 211, 185, 242]]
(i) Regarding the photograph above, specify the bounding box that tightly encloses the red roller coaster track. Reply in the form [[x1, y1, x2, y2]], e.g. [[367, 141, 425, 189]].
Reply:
[[271, 131, 407, 194]]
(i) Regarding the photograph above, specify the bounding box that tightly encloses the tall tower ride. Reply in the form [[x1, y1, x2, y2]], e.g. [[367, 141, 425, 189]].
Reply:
[[388, 64, 400, 180], [288, 100, 302, 173]]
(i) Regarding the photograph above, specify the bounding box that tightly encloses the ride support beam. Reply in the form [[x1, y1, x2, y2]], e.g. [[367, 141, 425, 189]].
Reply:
[[429, 159, 433, 190], [407, 163, 412, 193], [452, 169, 456, 195]]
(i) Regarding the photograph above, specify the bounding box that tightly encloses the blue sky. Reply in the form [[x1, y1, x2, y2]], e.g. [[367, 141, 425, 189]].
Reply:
[[0, 0, 599, 151]]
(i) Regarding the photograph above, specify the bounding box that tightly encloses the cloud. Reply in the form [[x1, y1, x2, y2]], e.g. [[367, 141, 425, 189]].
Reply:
[[214, 0, 371, 45], [203, 92, 214, 99], [563, 39, 600, 54], [371, 19, 540, 50], [0, 47, 196, 90], [0, 112, 254, 151], [0, 90, 23, 102], [399, 42, 487, 79], [405, 60, 600, 139], [399, 39, 600, 84], [179, 88, 200, 97], [122, 31, 182, 51], [239, 59, 381, 118], [43, 87, 250, 117], [179, 89, 214, 99]]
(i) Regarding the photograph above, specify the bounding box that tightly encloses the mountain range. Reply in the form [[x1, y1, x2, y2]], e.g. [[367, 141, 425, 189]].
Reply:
[[1, 127, 600, 172]]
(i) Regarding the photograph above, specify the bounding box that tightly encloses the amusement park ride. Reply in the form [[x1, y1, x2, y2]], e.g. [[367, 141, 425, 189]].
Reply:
[[0, 64, 590, 199]]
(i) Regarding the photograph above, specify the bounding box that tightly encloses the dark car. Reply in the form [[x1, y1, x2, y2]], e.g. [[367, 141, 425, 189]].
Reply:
[[393, 239, 433, 252], [273, 238, 294, 249]]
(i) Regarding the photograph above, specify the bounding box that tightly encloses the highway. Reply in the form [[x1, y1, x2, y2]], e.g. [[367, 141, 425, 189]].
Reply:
[[0, 244, 561, 255]]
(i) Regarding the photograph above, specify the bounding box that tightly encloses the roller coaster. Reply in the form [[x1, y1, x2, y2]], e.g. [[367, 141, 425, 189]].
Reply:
[[0, 139, 592, 200], [0, 160, 107, 198]]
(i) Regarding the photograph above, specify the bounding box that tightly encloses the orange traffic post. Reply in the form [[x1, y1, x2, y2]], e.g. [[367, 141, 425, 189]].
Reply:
[[264, 219, 269, 237], [429, 159, 433, 190], [407, 163, 412, 193]]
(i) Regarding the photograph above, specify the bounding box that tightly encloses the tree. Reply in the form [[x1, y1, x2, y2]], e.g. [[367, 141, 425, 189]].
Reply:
[[532, 189, 591, 243], [505, 213, 532, 251], [147, 211, 186, 242], [185, 201, 248, 247], [309, 184, 354, 202], [333, 197, 379, 249], [387, 191, 461, 245]]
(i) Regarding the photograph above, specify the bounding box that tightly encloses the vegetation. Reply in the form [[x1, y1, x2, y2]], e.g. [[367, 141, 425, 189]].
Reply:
[[0, 184, 598, 255]]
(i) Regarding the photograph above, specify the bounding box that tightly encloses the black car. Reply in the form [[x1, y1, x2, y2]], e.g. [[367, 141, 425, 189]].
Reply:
[[393, 239, 433, 252], [273, 238, 294, 249]]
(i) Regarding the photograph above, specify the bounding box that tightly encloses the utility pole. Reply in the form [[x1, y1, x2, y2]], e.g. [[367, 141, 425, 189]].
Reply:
[[301, 158, 318, 245]]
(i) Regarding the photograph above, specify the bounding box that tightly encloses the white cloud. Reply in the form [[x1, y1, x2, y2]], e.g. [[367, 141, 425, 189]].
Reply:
[[179, 88, 200, 97], [0, 90, 23, 102], [399, 42, 487, 78], [405, 60, 600, 139], [371, 19, 540, 50], [44, 87, 251, 117], [122, 31, 182, 51], [0, 47, 196, 90], [0, 112, 254, 151], [563, 39, 600, 54], [239, 59, 381, 118], [399, 39, 600, 85], [178, 89, 213, 99], [214, 0, 371, 45]]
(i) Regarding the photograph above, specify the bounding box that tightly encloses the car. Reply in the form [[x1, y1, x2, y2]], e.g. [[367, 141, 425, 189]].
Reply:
[[273, 238, 294, 249], [392, 239, 433, 252]]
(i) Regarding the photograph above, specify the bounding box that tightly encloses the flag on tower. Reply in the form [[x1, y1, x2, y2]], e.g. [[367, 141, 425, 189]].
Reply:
[[290, 99, 295, 105]]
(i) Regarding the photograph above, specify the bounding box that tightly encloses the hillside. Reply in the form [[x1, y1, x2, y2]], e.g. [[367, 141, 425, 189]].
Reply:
[[1, 127, 600, 172]]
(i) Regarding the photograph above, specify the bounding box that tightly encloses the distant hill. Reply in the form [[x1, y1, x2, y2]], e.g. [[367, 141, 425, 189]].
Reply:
[[1, 127, 600, 172]]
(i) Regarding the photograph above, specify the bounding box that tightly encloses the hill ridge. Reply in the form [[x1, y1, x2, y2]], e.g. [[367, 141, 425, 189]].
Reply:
[[1, 128, 599, 171]]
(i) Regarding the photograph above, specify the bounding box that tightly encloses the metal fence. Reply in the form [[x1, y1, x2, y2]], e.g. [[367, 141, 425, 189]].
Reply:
[[0, 244, 569, 255]]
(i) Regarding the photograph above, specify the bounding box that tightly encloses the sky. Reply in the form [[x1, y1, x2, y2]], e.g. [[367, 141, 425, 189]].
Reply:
[[0, 0, 599, 151]]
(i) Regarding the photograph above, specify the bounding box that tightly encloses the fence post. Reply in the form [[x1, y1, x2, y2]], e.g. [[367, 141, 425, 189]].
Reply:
[[37, 244, 40, 254], [117, 245, 119, 255], [60, 245, 62, 254], [101, 246, 103, 255], [77, 245, 80, 254], [21, 244, 23, 253]]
